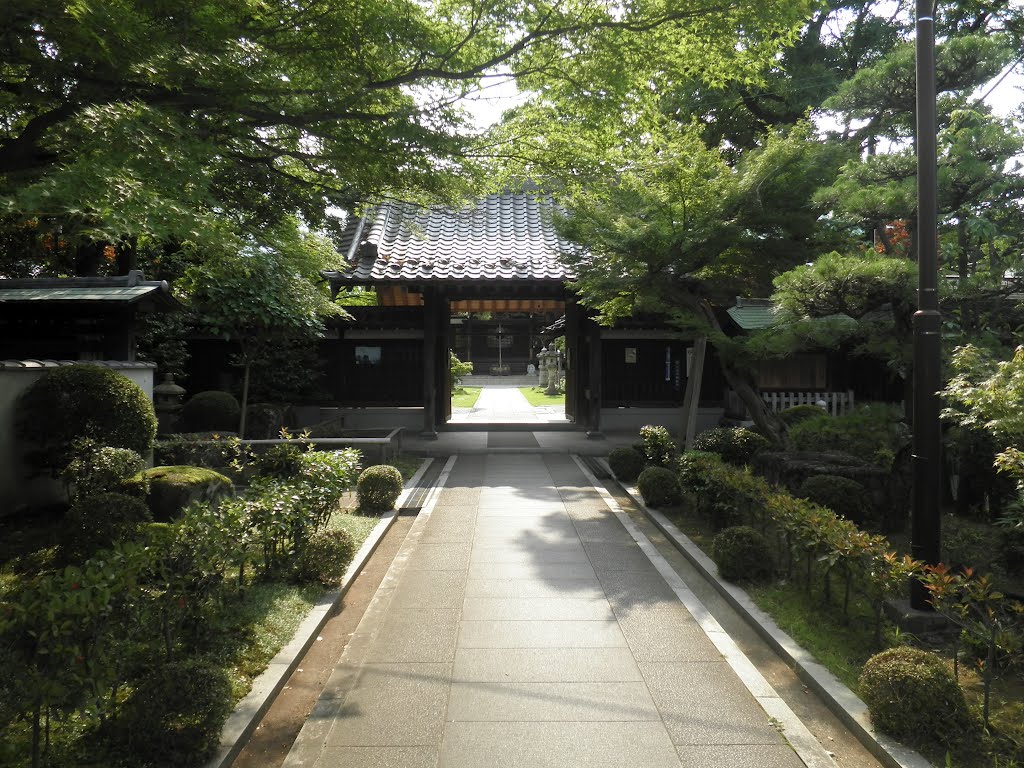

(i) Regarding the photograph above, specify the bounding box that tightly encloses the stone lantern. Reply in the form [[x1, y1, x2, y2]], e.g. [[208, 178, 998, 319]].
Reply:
[[538, 345, 549, 387], [152, 373, 186, 434], [545, 348, 560, 395]]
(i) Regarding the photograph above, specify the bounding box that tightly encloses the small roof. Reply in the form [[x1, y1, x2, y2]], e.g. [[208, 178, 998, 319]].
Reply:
[[727, 298, 779, 330], [327, 190, 578, 286], [0, 270, 177, 309]]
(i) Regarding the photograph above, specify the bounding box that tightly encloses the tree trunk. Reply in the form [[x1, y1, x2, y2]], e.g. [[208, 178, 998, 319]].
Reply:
[[687, 297, 786, 445]]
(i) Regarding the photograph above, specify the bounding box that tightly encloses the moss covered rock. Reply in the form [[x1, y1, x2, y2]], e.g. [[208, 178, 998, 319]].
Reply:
[[137, 465, 233, 520]]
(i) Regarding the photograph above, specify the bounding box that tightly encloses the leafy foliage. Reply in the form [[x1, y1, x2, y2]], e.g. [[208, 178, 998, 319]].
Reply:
[[639, 425, 677, 468], [636, 466, 681, 508], [712, 526, 775, 583], [859, 646, 980, 750], [691, 427, 770, 466], [15, 365, 157, 476], [356, 465, 404, 512], [797, 474, 871, 525], [180, 390, 241, 433], [60, 441, 146, 501], [786, 404, 908, 468], [607, 446, 646, 483], [61, 492, 151, 563], [117, 659, 233, 767]]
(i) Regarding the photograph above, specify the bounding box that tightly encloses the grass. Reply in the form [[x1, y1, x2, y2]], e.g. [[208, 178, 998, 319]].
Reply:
[[518, 386, 565, 407], [451, 386, 481, 408]]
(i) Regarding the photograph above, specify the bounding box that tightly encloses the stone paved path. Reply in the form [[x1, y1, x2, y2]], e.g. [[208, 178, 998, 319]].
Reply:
[[282, 454, 815, 768], [449, 385, 568, 424]]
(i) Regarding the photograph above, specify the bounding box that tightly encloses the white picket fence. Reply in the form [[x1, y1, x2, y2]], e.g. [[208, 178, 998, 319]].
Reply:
[[760, 389, 855, 417]]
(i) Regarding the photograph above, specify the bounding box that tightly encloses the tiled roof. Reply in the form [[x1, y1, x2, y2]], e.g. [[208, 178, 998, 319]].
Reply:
[[329, 190, 578, 284], [0, 270, 177, 308], [727, 298, 779, 330], [0, 360, 156, 369], [0, 287, 158, 302]]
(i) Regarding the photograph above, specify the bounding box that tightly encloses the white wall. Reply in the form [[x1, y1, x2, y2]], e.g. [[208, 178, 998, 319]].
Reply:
[[0, 361, 155, 514]]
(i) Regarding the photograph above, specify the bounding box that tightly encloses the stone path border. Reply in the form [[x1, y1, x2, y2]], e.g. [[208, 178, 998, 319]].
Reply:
[[572, 457, 838, 768], [202, 457, 436, 768], [599, 460, 933, 768]]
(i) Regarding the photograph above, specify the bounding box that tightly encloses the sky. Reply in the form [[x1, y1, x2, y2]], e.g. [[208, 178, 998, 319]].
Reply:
[[462, 58, 1024, 130]]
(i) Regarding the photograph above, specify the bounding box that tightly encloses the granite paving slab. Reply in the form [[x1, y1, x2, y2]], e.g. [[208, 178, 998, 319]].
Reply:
[[282, 452, 831, 768]]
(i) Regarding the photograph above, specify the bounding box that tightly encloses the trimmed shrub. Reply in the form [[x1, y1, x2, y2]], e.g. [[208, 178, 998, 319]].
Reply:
[[753, 451, 890, 526], [15, 364, 157, 475], [712, 526, 775, 582], [787, 403, 908, 467], [778, 404, 827, 426], [180, 390, 241, 432], [119, 659, 233, 766], [61, 492, 152, 562], [61, 442, 146, 501], [859, 646, 980, 749], [138, 466, 233, 521], [294, 528, 358, 584], [692, 427, 770, 466], [608, 446, 646, 482], [639, 425, 676, 468], [357, 465, 403, 511], [678, 452, 771, 530], [637, 466, 681, 508], [797, 474, 871, 525]]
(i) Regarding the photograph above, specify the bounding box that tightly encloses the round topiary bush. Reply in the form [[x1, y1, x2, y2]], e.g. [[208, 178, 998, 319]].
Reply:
[[691, 427, 770, 466], [119, 659, 233, 766], [859, 646, 980, 749], [636, 466, 681, 508], [712, 525, 775, 582], [138, 466, 233, 521], [15, 364, 157, 475], [357, 465, 403, 511], [294, 528, 357, 584], [61, 442, 146, 501], [797, 474, 871, 525], [179, 390, 241, 432], [62, 491, 152, 562], [608, 446, 646, 483]]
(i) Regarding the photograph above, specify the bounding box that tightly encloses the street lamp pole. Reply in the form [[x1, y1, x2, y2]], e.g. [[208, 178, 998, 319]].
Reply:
[[911, 0, 942, 609]]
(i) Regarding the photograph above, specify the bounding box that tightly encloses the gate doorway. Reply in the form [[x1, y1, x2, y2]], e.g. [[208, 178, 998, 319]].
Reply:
[[446, 310, 570, 427]]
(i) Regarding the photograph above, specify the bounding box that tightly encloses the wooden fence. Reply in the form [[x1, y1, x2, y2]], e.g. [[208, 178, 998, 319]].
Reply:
[[761, 390, 855, 417], [727, 389, 856, 418]]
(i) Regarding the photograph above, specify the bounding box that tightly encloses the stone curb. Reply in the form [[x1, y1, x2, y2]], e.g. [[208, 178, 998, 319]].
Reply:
[[602, 462, 933, 768], [202, 458, 435, 768]]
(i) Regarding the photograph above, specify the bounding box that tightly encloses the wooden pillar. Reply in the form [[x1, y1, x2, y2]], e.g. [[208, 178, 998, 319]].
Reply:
[[421, 287, 439, 438], [586, 318, 603, 438], [564, 297, 580, 423]]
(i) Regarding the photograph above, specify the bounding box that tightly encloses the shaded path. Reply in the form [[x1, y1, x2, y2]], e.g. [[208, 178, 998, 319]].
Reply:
[[282, 455, 824, 767]]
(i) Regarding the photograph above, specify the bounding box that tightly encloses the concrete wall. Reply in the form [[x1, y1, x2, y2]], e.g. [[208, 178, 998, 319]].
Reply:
[[0, 361, 155, 514]]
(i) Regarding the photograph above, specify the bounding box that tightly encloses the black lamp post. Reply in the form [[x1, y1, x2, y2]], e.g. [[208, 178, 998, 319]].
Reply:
[[911, 0, 942, 609]]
